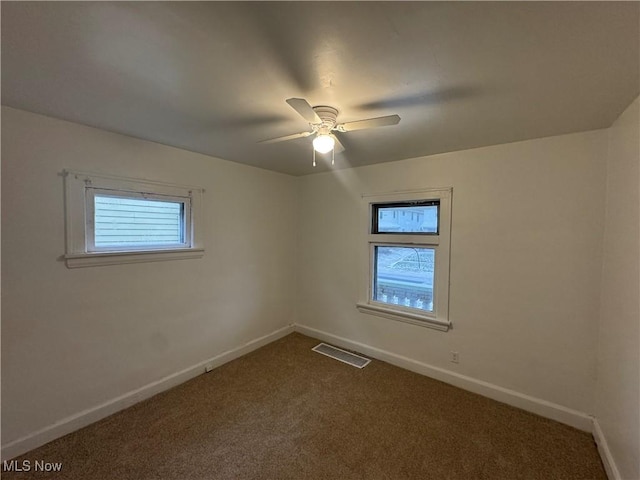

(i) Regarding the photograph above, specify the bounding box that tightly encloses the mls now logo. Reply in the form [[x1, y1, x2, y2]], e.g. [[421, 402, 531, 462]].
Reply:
[[3, 459, 63, 472]]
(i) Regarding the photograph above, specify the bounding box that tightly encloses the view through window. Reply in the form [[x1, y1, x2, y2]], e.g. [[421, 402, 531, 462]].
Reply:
[[374, 245, 435, 312], [374, 202, 438, 234], [93, 195, 186, 249], [372, 201, 438, 312]]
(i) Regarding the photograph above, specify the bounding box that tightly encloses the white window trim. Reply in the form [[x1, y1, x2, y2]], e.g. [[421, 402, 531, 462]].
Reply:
[[356, 188, 452, 332], [63, 170, 205, 268]]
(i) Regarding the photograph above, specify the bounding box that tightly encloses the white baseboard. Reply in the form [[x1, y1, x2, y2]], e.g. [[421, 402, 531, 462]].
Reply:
[[1, 324, 295, 461], [593, 419, 621, 480], [295, 324, 594, 432]]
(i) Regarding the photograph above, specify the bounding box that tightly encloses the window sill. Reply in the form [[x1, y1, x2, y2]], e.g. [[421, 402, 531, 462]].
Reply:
[[65, 248, 205, 268], [356, 302, 451, 332]]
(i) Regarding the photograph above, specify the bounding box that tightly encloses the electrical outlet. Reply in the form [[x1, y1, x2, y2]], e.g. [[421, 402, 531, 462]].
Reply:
[[450, 351, 459, 364]]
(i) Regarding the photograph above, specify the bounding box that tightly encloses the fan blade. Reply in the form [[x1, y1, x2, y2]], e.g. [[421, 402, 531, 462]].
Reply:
[[332, 135, 345, 153], [286, 98, 322, 124], [337, 114, 401, 132], [258, 131, 313, 144]]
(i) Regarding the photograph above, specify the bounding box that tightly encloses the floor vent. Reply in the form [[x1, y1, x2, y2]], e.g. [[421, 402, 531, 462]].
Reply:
[[312, 343, 371, 369]]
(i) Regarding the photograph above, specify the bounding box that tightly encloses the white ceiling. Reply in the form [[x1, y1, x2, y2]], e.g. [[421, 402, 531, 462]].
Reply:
[[2, 2, 638, 176]]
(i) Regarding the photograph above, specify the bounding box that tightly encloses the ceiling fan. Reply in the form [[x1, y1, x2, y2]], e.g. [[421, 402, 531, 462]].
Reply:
[[259, 98, 401, 166]]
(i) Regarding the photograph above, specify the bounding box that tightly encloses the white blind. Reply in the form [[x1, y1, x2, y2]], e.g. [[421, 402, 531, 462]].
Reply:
[[94, 195, 184, 248]]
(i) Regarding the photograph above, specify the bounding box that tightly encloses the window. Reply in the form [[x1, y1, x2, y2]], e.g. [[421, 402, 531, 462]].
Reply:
[[88, 191, 189, 251], [64, 170, 204, 267], [372, 201, 439, 234], [357, 188, 452, 331], [373, 245, 435, 312]]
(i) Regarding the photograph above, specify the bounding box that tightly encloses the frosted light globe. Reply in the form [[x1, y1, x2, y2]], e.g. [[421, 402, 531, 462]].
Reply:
[[312, 134, 335, 154]]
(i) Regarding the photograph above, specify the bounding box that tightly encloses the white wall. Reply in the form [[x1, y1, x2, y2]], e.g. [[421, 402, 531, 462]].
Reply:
[[297, 130, 608, 416], [596, 97, 639, 480], [1, 107, 297, 450]]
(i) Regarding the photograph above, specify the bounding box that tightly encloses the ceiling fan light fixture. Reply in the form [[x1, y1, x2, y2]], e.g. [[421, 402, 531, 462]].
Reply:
[[313, 134, 335, 154]]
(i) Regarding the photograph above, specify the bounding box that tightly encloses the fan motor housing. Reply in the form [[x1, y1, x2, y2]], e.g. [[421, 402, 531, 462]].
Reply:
[[313, 106, 339, 131]]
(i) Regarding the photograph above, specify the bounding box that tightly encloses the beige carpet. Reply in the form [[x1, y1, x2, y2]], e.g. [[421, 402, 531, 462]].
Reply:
[[2, 333, 606, 479]]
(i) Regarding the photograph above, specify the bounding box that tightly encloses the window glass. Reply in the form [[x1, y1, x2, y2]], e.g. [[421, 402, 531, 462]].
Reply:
[[373, 245, 435, 312], [93, 194, 186, 249], [373, 202, 438, 233]]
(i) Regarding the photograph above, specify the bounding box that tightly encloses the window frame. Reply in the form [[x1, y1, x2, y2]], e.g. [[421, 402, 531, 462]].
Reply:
[[357, 188, 452, 332], [64, 170, 204, 268]]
